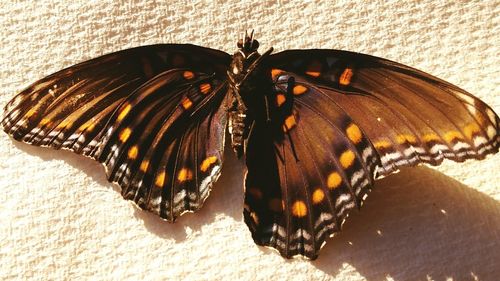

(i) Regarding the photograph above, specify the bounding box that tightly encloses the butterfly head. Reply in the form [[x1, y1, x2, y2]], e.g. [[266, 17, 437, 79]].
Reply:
[[237, 30, 259, 56]]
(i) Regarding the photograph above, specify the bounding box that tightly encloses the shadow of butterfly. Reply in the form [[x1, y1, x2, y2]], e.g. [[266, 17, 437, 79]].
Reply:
[[2, 30, 499, 260]]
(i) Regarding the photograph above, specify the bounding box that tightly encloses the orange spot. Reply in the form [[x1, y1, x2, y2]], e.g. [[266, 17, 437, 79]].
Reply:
[[177, 168, 193, 182], [183, 71, 194, 80], [140, 160, 149, 172], [79, 121, 95, 132], [464, 123, 481, 139], [127, 145, 138, 159], [248, 187, 263, 200], [276, 93, 286, 106], [374, 140, 392, 149], [117, 103, 131, 121], [340, 150, 355, 168], [200, 156, 217, 172], [444, 131, 463, 143], [293, 85, 307, 95], [199, 83, 211, 95], [339, 68, 353, 86], [181, 98, 193, 110], [269, 198, 283, 212], [423, 133, 441, 143], [396, 134, 417, 144], [305, 61, 322, 77], [292, 201, 308, 217], [57, 119, 72, 129], [271, 69, 284, 79], [155, 172, 166, 187], [39, 118, 51, 126], [283, 115, 297, 132], [119, 127, 131, 143], [346, 123, 362, 144], [327, 172, 342, 189], [312, 188, 325, 204], [25, 108, 36, 118], [87, 123, 95, 132]]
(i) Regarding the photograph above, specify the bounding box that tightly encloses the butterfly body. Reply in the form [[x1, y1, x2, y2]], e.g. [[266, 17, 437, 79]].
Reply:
[[2, 33, 498, 260], [226, 34, 276, 157]]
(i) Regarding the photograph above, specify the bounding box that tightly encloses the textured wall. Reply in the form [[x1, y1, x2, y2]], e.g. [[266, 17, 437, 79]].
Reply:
[[0, 1, 499, 280]]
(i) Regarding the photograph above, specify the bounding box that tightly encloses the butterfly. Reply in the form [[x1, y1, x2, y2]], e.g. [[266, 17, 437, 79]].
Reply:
[[2, 30, 499, 260]]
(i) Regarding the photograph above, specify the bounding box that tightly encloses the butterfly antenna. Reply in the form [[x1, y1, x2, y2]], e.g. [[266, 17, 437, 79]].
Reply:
[[250, 29, 255, 42]]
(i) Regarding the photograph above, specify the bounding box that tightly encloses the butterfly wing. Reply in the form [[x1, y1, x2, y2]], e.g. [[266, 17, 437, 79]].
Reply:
[[244, 51, 499, 259], [268, 50, 499, 177], [2, 44, 231, 221], [244, 72, 378, 259]]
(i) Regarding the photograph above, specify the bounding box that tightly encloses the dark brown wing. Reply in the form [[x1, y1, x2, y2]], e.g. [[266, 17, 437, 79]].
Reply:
[[268, 49, 499, 177], [244, 72, 378, 259], [2, 45, 231, 221], [243, 49, 499, 259], [2, 44, 230, 158]]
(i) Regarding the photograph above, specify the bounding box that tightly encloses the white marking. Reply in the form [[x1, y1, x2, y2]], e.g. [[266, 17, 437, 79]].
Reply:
[[355, 179, 369, 195], [414, 147, 426, 154], [337, 201, 356, 218], [275, 224, 286, 238], [315, 223, 335, 241], [173, 189, 187, 204], [77, 134, 86, 144], [380, 151, 404, 164], [429, 144, 449, 155], [335, 193, 352, 208], [314, 213, 333, 228], [188, 192, 197, 201], [465, 103, 477, 116], [303, 244, 314, 252], [350, 170, 364, 187], [456, 91, 476, 106], [293, 229, 311, 241], [149, 195, 161, 213], [477, 144, 492, 155], [362, 146, 374, 161], [199, 165, 221, 200], [486, 126, 496, 139], [486, 109, 496, 126], [402, 147, 415, 157], [473, 136, 488, 147], [453, 141, 471, 151]]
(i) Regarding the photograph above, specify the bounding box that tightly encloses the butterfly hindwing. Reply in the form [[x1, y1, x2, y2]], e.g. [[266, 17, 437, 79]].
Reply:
[[268, 50, 499, 177], [244, 72, 378, 259], [97, 70, 228, 221], [2, 45, 231, 221]]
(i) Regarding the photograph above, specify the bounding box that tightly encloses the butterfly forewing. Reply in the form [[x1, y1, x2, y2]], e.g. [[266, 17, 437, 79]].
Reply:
[[268, 50, 499, 177], [2, 44, 230, 159], [2, 44, 231, 221]]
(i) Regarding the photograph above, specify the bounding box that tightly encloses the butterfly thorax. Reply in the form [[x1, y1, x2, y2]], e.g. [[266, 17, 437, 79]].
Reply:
[[227, 36, 273, 157]]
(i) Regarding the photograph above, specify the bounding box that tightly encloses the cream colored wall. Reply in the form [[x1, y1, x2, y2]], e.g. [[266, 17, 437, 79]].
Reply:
[[0, 1, 498, 280]]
